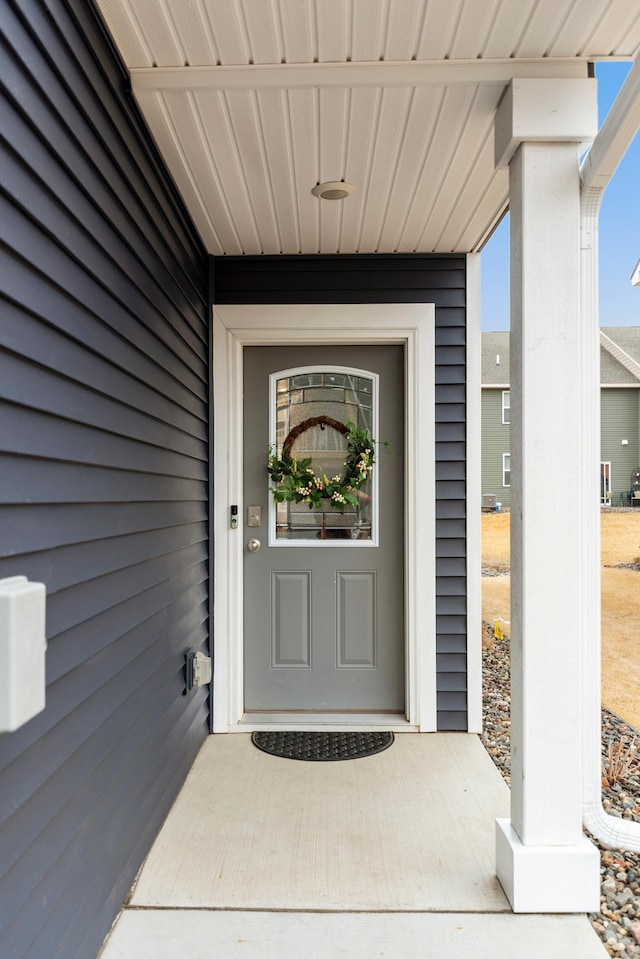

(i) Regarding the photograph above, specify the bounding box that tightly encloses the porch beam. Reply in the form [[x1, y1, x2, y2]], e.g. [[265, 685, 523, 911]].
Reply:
[[130, 58, 589, 93], [581, 56, 640, 193], [494, 79, 600, 913]]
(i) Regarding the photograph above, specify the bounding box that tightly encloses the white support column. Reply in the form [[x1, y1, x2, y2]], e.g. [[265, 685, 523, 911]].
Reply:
[[493, 79, 600, 913]]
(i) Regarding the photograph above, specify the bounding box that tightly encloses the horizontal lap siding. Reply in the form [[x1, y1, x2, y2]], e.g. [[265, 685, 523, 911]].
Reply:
[[214, 254, 467, 730], [0, 3, 209, 958], [601, 389, 640, 502], [481, 389, 511, 507]]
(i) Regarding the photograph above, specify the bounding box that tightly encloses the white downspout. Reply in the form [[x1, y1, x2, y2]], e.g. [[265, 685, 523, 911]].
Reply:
[[580, 58, 640, 852]]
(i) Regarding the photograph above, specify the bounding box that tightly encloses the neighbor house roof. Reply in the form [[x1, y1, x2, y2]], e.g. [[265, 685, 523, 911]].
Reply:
[[482, 328, 640, 386], [481, 332, 510, 386]]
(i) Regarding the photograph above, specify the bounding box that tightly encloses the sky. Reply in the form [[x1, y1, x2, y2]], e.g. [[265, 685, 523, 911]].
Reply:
[[480, 62, 640, 331]]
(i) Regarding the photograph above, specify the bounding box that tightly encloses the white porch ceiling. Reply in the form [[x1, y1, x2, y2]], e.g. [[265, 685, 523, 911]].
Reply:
[[96, 0, 640, 256]]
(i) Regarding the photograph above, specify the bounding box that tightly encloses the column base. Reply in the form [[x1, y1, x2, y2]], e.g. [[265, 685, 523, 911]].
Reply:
[[496, 819, 600, 913]]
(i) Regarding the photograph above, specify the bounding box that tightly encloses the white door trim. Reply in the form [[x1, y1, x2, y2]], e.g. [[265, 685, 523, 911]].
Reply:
[[211, 303, 436, 732]]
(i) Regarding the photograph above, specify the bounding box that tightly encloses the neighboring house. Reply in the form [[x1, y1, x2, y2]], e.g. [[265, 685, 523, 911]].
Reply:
[[3, 2, 640, 957], [481, 332, 513, 507], [482, 329, 640, 508]]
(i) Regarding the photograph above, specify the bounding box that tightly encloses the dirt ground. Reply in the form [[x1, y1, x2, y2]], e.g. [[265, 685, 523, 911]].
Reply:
[[482, 510, 640, 730]]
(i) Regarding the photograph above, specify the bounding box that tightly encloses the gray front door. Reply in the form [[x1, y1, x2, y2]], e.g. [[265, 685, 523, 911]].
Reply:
[[243, 345, 404, 712]]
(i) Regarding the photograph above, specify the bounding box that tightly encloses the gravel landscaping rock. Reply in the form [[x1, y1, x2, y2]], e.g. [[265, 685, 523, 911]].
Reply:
[[481, 566, 510, 577], [481, 627, 640, 959]]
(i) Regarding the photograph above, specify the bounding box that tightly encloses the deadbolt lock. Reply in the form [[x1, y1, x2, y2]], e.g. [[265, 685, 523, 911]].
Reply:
[[247, 505, 262, 528]]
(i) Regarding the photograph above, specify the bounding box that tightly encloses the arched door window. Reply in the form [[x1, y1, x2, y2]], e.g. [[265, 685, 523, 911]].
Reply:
[[269, 366, 379, 545]]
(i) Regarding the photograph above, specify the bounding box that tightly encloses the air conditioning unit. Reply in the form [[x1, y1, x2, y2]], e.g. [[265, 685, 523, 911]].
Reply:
[[482, 494, 497, 511]]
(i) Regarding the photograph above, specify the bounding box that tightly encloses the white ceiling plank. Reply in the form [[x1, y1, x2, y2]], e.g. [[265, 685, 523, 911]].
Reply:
[[375, 86, 442, 252], [318, 87, 350, 184], [128, 0, 186, 65], [97, 0, 154, 66], [383, 0, 427, 61], [169, 0, 220, 65], [192, 0, 223, 64], [130, 58, 590, 93], [579, 0, 640, 58], [545, 0, 607, 58], [385, 86, 448, 251], [425, 87, 497, 250], [415, 0, 464, 60], [164, 90, 248, 253], [436, 104, 502, 250], [202, 0, 251, 65], [315, 0, 350, 62], [191, 90, 262, 254], [396, 86, 474, 251], [134, 90, 225, 252], [482, 0, 530, 59], [451, 191, 509, 254], [223, 89, 283, 252], [357, 87, 415, 252], [339, 87, 383, 253], [278, 0, 315, 64], [318, 87, 351, 253], [608, 4, 640, 57], [512, 0, 571, 59], [255, 89, 301, 252], [287, 88, 321, 253], [351, 0, 387, 61], [190, 90, 262, 253], [457, 175, 509, 252], [347, 112, 384, 250], [449, 0, 503, 60], [241, 0, 284, 64]]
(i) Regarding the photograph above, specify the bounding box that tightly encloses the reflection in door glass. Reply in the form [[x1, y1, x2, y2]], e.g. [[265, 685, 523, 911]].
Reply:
[[273, 370, 376, 541]]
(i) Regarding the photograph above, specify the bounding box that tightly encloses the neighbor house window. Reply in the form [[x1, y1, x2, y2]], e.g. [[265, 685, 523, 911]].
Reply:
[[502, 390, 510, 424], [503, 453, 511, 487]]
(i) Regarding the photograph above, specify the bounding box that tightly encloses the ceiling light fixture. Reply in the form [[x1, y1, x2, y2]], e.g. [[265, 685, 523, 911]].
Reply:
[[311, 181, 355, 200]]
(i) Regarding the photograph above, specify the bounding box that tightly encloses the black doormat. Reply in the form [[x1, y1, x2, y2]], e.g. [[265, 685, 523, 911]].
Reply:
[[251, 730, 394, 762]]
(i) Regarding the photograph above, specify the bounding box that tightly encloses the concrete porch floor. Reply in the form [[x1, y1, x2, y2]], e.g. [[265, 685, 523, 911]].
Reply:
[[99, 733, 608, 958]]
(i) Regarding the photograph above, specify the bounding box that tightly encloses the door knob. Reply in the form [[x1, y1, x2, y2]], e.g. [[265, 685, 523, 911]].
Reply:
[[247, 538, 261, 553]]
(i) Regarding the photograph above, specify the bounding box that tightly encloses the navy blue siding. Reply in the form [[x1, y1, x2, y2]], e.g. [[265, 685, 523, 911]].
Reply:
[[213, 254, 468, 730], [0, 2, 209, 957]]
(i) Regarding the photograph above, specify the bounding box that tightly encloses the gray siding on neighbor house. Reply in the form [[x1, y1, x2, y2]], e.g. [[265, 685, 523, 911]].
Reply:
[[481, 389, 511, 507], [601, 389, 640, 502], [213, 254, 469, 731], [1, 3, 209, 958]]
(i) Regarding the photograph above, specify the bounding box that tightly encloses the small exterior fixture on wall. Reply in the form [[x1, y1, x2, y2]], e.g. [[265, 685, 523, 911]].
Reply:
[[622, 439, 629, 446], [185, 650, 211, 691], [311, 181, 355, 200], [0, 576, 47, 732]]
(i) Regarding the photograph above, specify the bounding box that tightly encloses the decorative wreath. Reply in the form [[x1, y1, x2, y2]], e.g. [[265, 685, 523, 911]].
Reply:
[[267, 417, 376, 512]]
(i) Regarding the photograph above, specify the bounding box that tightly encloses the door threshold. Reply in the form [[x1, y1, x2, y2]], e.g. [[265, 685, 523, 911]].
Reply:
[[232, 712, 417, 733]]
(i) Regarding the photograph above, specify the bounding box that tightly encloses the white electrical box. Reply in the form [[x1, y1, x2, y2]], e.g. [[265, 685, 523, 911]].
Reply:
[[0, 576, 47, 732], [192, 651, 212, 687]]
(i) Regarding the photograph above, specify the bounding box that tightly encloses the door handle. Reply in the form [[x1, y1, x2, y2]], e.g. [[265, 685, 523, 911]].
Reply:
[[247, 538, 261, 553]]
